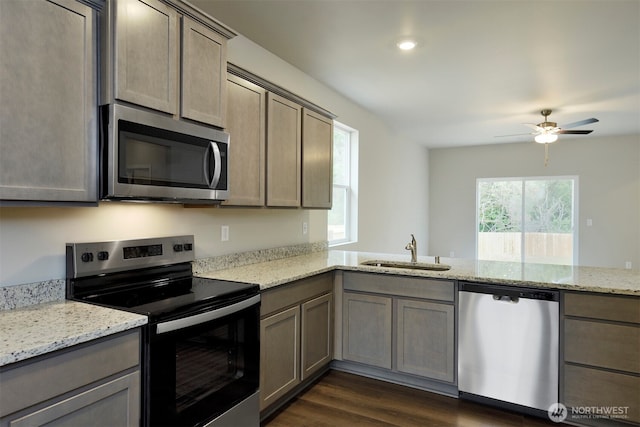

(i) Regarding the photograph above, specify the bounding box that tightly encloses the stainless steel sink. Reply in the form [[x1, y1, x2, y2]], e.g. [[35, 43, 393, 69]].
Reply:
[[360, 260, 451, 271]]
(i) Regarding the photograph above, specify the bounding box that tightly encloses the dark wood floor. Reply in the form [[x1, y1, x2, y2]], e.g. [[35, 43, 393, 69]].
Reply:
[[262, 370, 560, 427]]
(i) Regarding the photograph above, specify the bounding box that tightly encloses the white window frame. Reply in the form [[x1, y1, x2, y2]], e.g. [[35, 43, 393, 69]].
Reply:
[[328, 121, 358, 246], [476, 175, 579, 266]]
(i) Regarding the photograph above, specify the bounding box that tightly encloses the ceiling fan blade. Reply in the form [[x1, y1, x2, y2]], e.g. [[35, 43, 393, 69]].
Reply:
[[495, 132, 534, 138], [523, 123, 542, 131], [557, 129, 593, 135], [561, 118, 599, 128]]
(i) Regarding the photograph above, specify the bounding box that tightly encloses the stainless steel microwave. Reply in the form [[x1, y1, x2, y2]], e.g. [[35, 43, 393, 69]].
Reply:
[[100, 104, 229, 203]]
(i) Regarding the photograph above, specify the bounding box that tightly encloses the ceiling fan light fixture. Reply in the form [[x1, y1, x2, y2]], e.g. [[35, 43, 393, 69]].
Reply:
[[535, 133, 558, 144]]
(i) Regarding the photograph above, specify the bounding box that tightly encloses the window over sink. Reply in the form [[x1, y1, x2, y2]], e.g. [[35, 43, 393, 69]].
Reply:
[[328, 121, 358, 246], [476, 176, 578, 265]]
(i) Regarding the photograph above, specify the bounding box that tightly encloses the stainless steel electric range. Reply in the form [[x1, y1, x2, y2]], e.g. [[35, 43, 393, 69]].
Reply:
[[66, 235, 260, 427]]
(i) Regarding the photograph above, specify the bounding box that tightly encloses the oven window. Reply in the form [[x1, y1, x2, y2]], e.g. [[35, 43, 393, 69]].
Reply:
[[175, 320, 246, 412], [149, 304, 259, 427]]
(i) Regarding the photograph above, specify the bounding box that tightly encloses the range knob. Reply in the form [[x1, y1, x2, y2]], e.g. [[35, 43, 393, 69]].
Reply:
[[97, 251, 109, 261], [173, 244, 183, 252], [184, 243, 193, 251], [80, 252, 94, 262]]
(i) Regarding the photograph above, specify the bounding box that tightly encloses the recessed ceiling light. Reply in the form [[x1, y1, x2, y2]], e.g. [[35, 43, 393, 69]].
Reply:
[[397, 39, 417, 51]]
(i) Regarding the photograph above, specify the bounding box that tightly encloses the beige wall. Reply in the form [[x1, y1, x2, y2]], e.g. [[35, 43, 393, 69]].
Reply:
[[428, 134, 640, 268]]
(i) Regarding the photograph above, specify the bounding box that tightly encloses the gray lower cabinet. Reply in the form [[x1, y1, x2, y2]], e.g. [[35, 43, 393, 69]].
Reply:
[[341, 272, 456, 385], [301, 293, 333, 380], [0, 0, 98, 203], [396, 298, 454, 382], [260, 305, 300, 410], [260, 273, 333, 414], [563, 292, 640, 426], [0, 330, 141, 427], [342, 292, 392, 369]]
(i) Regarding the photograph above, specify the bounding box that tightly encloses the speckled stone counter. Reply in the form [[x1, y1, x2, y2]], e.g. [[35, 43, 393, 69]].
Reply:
[[196, 250, 640, 296], [2, 248, 637, 367], [0, 301, 147, 366]]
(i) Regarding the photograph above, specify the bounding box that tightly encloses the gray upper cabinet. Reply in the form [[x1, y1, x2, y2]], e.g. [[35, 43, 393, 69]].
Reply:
[[266, 93, 302, 207], [223, 75, 266, 206], [113, 0, 178, 115], [225, 65, 335, 209], [181, 16, 227, 127], [105, 0, 231, 128], [0, 0, 98, 203], [302, 108, 333, 208]]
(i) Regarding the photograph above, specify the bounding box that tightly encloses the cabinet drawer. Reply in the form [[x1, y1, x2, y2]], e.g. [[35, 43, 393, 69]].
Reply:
[[261, 272, 333, 317], [564, 364, 640, 424], [565, 319, 640, 374], [0, 330, 140, 418], [343, 272, 454, 302], [565, 293, 640, 324]]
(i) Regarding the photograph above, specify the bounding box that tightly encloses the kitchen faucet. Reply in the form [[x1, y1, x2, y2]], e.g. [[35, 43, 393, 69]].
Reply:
[[405, 234, 417, 263]]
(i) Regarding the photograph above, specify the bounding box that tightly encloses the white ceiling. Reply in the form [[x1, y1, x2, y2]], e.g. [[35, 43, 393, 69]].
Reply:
[[192, 0, 640, 148]]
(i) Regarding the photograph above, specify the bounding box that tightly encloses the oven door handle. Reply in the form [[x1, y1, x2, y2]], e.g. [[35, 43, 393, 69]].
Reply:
[[156, 294, 260, 334]]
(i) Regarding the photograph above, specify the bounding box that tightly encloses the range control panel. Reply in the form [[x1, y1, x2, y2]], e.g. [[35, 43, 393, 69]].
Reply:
[[67, 235, 195, 278]]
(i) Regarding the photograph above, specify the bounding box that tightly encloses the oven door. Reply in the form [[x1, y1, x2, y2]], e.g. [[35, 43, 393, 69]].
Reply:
[[148, 295, 259, 427]]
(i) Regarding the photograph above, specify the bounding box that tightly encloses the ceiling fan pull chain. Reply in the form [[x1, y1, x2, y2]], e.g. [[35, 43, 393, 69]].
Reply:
[[544, 143, 549, 167]]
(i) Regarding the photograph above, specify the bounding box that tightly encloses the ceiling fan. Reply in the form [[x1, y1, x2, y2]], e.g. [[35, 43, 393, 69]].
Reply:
[[497, 109, 599, 165]]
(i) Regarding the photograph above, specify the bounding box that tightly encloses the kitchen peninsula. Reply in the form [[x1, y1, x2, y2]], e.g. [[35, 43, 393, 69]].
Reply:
[[2, 248, 639, 366]]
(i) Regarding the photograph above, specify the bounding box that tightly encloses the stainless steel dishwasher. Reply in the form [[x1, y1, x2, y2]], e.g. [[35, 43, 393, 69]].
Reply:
[[458, 282, 559, 413]]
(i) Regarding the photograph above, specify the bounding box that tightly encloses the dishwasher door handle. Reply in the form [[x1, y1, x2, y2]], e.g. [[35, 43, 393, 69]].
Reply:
[[493, 294, 519, 303]]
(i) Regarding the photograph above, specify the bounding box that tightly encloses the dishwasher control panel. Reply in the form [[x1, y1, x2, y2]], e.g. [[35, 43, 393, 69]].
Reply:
[[459, 281, 559, 301]]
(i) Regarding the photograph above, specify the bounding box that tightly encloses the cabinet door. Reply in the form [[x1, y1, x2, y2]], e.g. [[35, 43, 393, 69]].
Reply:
[[115, 0, 177, 114], [266, 93, 302, 207], [565, 365, 640, 424], [302, 109, 333, 208], [181, 17, 227, 127], [4, 372, 140, 427], [0, 0, 97, 203], [396, 299, 455, 382], [342, 292, 392, 369], [223, 75, 266, 206], [260, 305, 300, 410], [301, 293, 333, 380]]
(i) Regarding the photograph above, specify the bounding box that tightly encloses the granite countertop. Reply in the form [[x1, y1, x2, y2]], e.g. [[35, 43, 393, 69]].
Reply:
[[0, 301, 147, 367], [196, 250, 640, 296], [2, 249, 637, 367]]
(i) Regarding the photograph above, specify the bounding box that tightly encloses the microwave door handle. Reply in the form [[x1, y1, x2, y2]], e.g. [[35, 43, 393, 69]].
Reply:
[[210, 141, 222, 189], [203, 141, 222, 189]]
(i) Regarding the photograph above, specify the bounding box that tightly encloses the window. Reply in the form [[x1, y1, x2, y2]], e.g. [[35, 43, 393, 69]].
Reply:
[[477, 177, 577, 265], [328, 122, 358, 246]]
